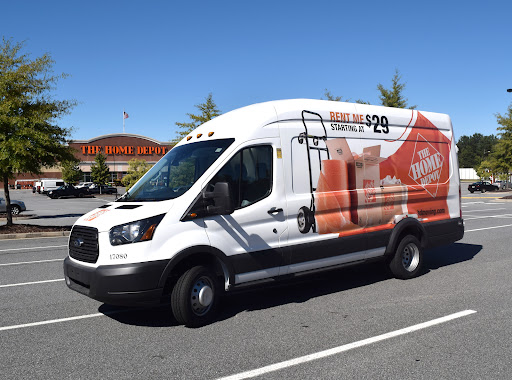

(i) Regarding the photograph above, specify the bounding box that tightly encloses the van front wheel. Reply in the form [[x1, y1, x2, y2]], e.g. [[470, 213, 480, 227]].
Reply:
[[171, 266, 219, 327], [389, 235, 422, 279]]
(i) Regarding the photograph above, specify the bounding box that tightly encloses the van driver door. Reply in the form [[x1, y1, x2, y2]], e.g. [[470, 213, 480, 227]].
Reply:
[[203, 139, 288, 285]]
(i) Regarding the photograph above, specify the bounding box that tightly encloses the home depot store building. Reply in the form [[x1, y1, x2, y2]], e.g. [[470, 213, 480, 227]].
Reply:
[[70, 133, 174, 183], [6, 133, 174, 187]]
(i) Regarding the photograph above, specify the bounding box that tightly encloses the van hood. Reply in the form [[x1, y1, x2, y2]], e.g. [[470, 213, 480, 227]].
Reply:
[[75, 201, 173, 232]]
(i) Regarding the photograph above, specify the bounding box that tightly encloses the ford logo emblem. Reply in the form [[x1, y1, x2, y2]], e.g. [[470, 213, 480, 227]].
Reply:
[[73, 238, 84, 248]]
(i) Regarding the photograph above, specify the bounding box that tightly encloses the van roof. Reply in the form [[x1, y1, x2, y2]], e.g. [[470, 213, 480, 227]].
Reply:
[[178, 99, 452, 147]]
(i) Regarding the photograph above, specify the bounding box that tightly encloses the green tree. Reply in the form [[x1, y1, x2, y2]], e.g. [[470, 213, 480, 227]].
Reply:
[[0, 38, 76, 226], [61, 160, 83, 185], [121, 158, 151, 190], [322, 89, 370, 105], [456, 133, 499, 168], [90, 153, 110, 190], [173, 93, 221, 143], [486, 103, 512, 179], [377, 69, 416, 109]]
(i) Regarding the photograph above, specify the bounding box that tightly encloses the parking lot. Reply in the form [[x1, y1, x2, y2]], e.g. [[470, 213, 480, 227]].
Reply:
[[0, 186, 511, 379]]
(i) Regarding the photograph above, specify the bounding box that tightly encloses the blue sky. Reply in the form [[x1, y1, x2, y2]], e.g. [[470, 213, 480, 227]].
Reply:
[[2, 0, 511, 143]]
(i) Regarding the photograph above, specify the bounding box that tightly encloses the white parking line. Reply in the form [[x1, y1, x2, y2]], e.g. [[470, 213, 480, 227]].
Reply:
[[0, 309, 132, 332], [0, 259, 63, 267], [216, 310, 477, 380], [0, 279, 64, 288], [0, 245, 67, 253], [464, 214, 512, 221], [463, 208, 506, 213], [466, 224, 512, 232]]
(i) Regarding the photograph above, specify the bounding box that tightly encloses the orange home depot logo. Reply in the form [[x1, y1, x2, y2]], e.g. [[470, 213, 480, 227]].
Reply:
[[408, 133, 444, 197], [80, 145, 168, 156], [83, 209, 110, 222], [364, 179, 377, 203]]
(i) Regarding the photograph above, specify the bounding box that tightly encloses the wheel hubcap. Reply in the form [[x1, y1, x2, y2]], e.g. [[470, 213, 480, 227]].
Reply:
[[190, 276, 214, 316], [298, 212, 305, 229], [402, 243, 420, 272]]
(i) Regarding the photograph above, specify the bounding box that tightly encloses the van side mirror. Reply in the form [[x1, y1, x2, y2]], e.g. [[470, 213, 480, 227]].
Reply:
[[203, 182, 234, 215]]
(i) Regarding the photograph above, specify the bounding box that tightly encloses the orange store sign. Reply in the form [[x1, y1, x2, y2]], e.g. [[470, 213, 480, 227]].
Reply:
[[80, 145, 168, 156]]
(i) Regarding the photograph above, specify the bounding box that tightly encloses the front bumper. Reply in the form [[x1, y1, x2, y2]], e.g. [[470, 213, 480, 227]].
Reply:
[[63, 257, 170, 306]]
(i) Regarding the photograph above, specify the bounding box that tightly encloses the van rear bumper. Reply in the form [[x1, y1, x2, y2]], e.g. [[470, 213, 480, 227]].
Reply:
[[425, 217, 465, 249], [63, 257, 170, 306]]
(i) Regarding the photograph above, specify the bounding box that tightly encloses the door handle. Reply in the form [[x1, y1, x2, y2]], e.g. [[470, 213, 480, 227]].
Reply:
[[267, 207, 283, 215]]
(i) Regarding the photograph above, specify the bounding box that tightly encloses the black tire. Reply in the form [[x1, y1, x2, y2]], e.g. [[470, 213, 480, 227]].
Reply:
[[78, 192, 84, 198], [297, 206, 313, 234], [481, 188, 486, 193], [388, 235, 423, 279], [171, 266, 219, 327], [469, 190, 474, 193], [9, 205, 21, 216]]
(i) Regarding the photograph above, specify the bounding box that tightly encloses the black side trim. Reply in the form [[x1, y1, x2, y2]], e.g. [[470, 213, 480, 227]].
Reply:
[[228, 248, 282, 274], [287, 234, 366, 266]]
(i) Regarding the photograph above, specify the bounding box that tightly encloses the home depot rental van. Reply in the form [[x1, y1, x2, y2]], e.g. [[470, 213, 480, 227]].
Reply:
[[64, 99, 464, 327]]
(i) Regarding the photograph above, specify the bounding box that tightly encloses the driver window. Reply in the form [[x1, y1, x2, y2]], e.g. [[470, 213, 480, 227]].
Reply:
[[209, 145, 272, 209]]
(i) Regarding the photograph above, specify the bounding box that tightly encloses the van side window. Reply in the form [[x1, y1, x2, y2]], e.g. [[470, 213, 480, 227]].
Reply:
[[209, 145, 273, 209]]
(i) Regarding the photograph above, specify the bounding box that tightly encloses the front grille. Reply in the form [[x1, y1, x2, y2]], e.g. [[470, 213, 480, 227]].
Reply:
[[69, 226, 99, 263]]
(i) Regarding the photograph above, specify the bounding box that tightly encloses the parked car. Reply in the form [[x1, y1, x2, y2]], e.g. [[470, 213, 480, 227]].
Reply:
[[88, 184, 118, 194], [0, 197, 26, 215], [48, 185, 90, 199], [468, 181, 498, 193]]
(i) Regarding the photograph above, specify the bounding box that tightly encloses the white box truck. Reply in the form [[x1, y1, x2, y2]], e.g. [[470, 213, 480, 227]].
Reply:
[[64, 99, 464, 326]]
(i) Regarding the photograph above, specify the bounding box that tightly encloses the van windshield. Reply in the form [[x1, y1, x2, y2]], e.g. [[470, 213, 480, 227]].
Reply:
[[119, 138, 234, 202]]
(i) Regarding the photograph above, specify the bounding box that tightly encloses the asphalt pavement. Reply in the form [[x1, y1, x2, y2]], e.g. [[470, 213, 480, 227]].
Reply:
[[0, 189, 123, 226], [0, 186, 511, 379]]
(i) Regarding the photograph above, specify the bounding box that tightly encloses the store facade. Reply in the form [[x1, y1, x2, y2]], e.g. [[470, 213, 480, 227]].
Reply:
[[6, 133, 174, 188], [69, 133, 174, 184]]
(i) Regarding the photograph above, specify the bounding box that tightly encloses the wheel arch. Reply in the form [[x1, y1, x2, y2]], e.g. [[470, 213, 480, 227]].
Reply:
[[158, 245, 234, 297], [385, 218, 427, 256]]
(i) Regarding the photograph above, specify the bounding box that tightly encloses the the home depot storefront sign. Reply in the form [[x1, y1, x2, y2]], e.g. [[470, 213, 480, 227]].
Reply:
[[80, 145, 168, 156]]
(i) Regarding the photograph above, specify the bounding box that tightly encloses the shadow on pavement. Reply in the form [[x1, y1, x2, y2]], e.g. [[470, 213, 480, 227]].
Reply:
[[100, 242, 482, 328], [30, 213, 84, 219]]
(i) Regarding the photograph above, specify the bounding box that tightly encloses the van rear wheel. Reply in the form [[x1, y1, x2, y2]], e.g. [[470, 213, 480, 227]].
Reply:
[[389, 235, 422, 279], [171, 266, 219, 327]]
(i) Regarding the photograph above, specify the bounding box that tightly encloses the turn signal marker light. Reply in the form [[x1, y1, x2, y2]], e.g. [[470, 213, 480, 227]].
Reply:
[[208, 132, 214, 137], [187, 136, 192, 141], [197, 133, 202, 138]]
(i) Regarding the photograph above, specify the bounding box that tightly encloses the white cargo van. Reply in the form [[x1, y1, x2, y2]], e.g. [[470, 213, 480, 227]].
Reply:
[[64, 99, 464, 326], [40, 179, 65, 194]]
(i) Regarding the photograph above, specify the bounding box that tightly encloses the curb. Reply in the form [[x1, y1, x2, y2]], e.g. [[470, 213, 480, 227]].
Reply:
[[0, 231, 70, 240]]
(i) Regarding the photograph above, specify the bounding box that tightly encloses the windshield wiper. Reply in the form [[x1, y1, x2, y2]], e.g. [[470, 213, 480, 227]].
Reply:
[[116, 191, 130, 202]]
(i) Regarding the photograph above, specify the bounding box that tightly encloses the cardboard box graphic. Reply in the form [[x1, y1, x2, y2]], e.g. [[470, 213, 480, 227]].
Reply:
[[324, 139, 357, 224], [380, 176, 408, 224], [353, 145, 385, 227], [323, 139, 408, 230]]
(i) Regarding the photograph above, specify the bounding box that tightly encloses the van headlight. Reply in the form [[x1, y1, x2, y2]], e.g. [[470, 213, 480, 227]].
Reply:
[[109, 214, 165, 246]]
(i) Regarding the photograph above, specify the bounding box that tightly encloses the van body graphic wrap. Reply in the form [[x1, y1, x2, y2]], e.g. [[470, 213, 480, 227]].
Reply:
[[313, 112, 452, 235]]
